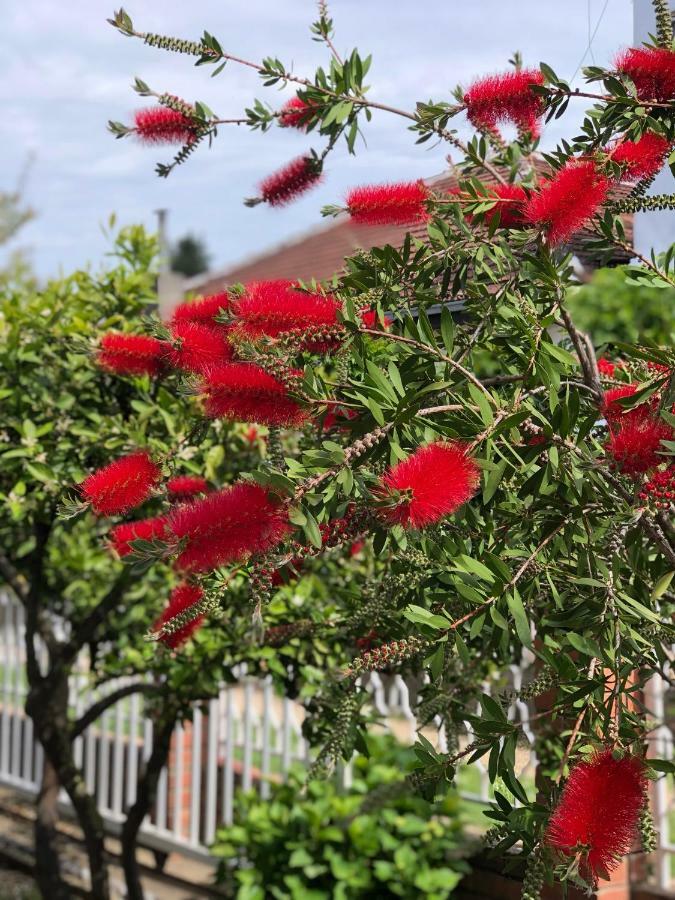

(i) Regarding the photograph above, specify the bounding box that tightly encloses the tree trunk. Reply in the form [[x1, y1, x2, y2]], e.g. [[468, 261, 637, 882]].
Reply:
[[121, 704, 179, 900], [27, 677, 111, 900], [34, 756, 71, 900]]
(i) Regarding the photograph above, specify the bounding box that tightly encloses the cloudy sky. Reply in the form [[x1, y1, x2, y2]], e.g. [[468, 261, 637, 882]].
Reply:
[[1, 0, 636, 280]]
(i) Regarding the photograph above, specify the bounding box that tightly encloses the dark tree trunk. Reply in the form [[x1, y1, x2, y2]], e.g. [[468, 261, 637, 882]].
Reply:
[[34, 756, 71, 900], [121, 704, 179, 900], [27, 676, 111, 900]]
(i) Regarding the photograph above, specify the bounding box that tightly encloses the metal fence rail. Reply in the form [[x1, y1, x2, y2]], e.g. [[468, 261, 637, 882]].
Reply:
[[0, 591, 672, 888]]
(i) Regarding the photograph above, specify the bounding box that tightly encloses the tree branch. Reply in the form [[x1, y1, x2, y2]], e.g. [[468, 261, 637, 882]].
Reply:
[[71, 682, 163, 739]]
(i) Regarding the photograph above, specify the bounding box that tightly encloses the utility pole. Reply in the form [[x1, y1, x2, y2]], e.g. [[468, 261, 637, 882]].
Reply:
[[154, 208, 184, 320], [632, 0, 675, 255]]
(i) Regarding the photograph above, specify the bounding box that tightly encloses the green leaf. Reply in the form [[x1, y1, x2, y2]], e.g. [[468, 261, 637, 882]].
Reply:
[[506, 591, 531, 648], [651, 571, 674, 600]]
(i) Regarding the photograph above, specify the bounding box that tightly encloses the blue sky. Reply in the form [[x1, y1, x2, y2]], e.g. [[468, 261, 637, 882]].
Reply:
[[1, 0, 635, 280]]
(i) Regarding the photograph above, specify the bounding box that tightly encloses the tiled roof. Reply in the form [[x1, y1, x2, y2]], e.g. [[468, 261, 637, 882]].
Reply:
[[186, 165, 634, 296]]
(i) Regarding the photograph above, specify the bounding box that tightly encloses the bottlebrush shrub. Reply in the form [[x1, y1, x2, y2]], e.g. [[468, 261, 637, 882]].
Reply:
[[171, 292, 231, 326], [168, 483, 291, 573], [463, 69, 545, 137], [615, 46, 675, 102], [524, 160, 611, 244], [231, 280, 342, 349], [258, 156, 322, 206], [546, 750, 647, 884], [97, 8, 675, 895], [97, 332, 166, 376], [154, 583, 205, 649], [134, 107, 200, 145], [375, 442, 480, 529], [166, 475, 209, 499], [200, 362, 308, 426], [165, 320, 233, 373], [79, 451, 161, 516], [345, 181, 431, 226], [597, 357, 618, 378], [610, 132, 671, 182]]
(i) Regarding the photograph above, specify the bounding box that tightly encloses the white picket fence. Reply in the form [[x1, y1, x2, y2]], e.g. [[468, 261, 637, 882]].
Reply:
[[0, 591, 673, 888]]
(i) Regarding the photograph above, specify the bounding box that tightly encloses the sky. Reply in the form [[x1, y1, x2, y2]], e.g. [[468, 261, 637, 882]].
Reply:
[[0, 0, 636, 281]]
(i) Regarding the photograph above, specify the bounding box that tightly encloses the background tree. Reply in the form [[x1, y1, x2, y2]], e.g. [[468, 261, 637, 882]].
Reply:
[[170, 232, 210, 277]]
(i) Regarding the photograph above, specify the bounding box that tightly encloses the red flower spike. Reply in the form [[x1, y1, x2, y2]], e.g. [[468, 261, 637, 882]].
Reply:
[[345, 181, 431, 226], [169, 483, 291, 574], [601, 385, 641, 424], [610, 132, 671, 182], [165, 321, 233, 374], [232, 280, 342, 350], [322, 405, 358, 432], [97, 333, 166, 377], [109, 516, 168, 557], [166, 475, 209, 500], [546, 750, 647, 883], [259, 157, 322, 207], [201, 362, 307, 427], [605, 416, 672, 475], [155, 583, 205, 649], [134, 107, 199, 145], [524, 161, 611, 245], [463, 69, 545, 138], [484, 183, 529, 228], [171, 293, 231, 327], [80, 451, 162, 516], [615, 47, 675, 102], [377, 442, 480, 529], [598, 358, 616, 378], [279, 96, 315, 129]]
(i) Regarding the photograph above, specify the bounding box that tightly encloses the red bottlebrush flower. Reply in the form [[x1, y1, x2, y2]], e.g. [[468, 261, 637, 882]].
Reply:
[[171, 293, 231, 327], [201, 363, 307, 427], [376, 442, 480, 529], [155, 583, 205, 649], [134, 107, 200, 145], [345, 181, 431, 226], [97, 333, 166, 377], [360, 308, 393, 330], [484, 183, 528, 228], [601, 385, 640, 423], [166, 475, 209, 500], [640, 464, 675, 508], [278, 96, 315, 129], [232, 280, 342, 350], [546, 749, 647, 883], [524, 161, 611, 245], [259, 156, 322, 207], [463, 69, 545, 138], [610, 132, 671, 182], [165, 321, 233, 374], [109, 516, 168, 557], [647, 361, 672, 375], [350, 539, 365, 557], [322, 404, 358, 431], [598, 357, 616, 378], [615, 46, 675, 103], [605, 415, 672, 475], [80, 451, 161, 516], [169, 483, 291, 574]]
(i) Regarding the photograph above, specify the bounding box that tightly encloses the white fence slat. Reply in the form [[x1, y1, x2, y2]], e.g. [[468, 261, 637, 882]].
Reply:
[[204, 697, 218, 846], [189, 708, 202, 846]]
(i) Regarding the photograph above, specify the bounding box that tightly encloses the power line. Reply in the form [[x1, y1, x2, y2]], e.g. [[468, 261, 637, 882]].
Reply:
[[570, 0, 611, 82]]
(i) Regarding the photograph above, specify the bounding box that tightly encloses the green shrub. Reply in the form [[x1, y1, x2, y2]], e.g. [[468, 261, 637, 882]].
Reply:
[[213, 738, 472, 899]]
